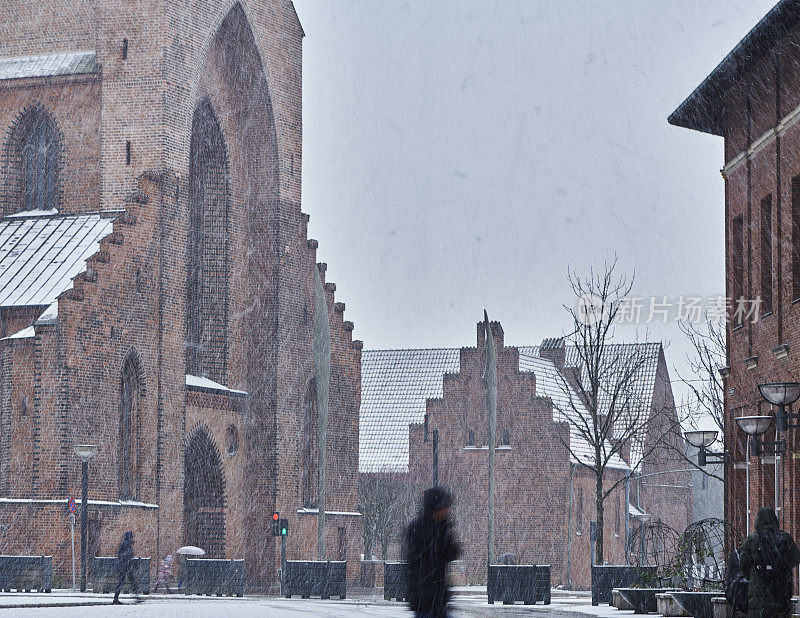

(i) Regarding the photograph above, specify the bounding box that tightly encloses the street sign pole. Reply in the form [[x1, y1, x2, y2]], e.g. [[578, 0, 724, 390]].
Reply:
[[70, 513, 76, 592], [280, 534, 286, 596]]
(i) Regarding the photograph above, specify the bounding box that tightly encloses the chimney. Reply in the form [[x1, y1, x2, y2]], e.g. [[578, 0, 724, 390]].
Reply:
[[539, 337, 565, 368], [477, 320, 504, 348]]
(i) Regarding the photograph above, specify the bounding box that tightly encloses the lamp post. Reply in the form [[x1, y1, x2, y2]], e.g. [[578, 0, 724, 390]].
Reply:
[[755, 382, 799, 523], [757, 383, 800, 431], [73, 444, 97, 592], [735, 416, 774, 532], [683, 429, 724, 467]]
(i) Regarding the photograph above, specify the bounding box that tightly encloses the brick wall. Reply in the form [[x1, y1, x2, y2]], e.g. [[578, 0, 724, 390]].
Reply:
[[0, 0, 362, 589], [407, 325, 629, 588], [403, 324, 690, 589], [714, 21, 800, 549]]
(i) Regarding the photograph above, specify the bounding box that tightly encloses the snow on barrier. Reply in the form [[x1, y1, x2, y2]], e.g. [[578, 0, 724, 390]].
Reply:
[[283, 560, 346, 599], [0, 555, 52, 592], [383, 561, 408, 601], [91, 557, 150, 594], [183, 558, 244, 597], [487, 564, 550, 605], [591, 565, 657, 606]]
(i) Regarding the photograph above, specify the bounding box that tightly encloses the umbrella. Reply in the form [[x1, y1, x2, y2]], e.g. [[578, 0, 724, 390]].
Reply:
[[176, 546, 205, 556]]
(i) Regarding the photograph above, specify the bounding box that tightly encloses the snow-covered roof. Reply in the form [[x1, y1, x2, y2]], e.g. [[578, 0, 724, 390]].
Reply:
[[359, 345, 630, 474], [360, 348, 461, 474], [520, 343, 662, 470], [0, 212, 116, 308], [516, 352, 628, 471], [1, 325, 34, 340], [0, 51, 97, 81], [185, 374, 248, 397]]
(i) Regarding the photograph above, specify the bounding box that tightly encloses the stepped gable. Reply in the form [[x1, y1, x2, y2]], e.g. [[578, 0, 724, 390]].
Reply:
[[359, 342, 630, 474]]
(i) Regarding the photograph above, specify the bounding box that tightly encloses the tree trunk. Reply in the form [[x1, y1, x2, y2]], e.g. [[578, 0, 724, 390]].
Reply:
[[382, 542, 389, 562], [364, 528, 373, 560], [596, 471, 604, 564]]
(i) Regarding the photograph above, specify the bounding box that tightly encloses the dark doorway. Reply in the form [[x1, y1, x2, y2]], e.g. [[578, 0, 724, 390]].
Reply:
[[338, 526, 346, 561], [184, 429, 226, 557]]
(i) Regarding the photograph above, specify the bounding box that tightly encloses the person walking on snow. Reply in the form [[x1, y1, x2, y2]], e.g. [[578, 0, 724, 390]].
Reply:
[[404, 486, 461, 618], [739, 507, 800, 617], [112, 531, 141, 604], [155, 554, 174, 593]]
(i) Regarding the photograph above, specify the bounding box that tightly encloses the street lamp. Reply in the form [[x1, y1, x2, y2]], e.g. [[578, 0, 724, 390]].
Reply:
[[73, 444, 97, 592], [683, 429, 724, 466], [735, 415, 779, 456], [735, 416, 780, 532], [757, 382, 800, 431]]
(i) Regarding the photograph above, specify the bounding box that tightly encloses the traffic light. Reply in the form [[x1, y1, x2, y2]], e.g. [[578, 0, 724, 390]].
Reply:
[[272, 512, 280, 536], [280, 518, 289, 536]]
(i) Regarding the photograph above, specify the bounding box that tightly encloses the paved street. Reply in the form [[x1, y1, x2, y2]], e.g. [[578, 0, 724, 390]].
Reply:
[[0, 589, 630, 618]]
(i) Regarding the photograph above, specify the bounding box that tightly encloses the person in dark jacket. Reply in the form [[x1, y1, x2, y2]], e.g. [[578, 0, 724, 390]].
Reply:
[[112, 531, 141, 605], [404, 487, 461, 618], [739, 507, 800, 617]]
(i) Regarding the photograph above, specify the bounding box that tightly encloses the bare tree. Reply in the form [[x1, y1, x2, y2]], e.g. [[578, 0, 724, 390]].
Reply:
[[555, 260, 661, 565], [359, 472, 417, 560], [660, 319, 725, 482]]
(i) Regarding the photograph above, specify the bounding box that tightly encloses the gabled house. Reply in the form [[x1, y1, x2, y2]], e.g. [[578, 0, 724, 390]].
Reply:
[[359, 321, 691, 588]]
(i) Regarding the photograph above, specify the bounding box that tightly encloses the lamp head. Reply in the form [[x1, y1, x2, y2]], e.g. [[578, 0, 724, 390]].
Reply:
[[73, 444, 98, 462], [684, 430, 718, 449], [757, 382, 800, 407], [735, 415, 773, 437]]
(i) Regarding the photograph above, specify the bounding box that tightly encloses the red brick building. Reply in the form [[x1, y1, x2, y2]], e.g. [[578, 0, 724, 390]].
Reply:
[[360, 321, 691, 589], [670, 0, 800, 547], [0, 0, 362, 588]]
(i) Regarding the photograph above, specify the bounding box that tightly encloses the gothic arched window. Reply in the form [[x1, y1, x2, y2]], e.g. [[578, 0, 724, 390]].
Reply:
[[187, 98, 230, 381], [119, 354, 141, 500], [6, 106, 61, 214]]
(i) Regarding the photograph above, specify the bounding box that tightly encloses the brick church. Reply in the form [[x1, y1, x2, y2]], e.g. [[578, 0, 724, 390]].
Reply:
[[0, 0, 361, 588]]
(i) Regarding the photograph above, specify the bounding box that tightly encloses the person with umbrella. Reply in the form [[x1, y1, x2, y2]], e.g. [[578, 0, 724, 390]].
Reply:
[[175, 546, 205, 590], [112, 531, 141, 605]]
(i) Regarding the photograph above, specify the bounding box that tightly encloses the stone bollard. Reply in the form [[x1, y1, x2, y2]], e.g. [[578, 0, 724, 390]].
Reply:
[[612, 589, 634, 610], [657, 593, 689, 617], [713, 597, 751, 618]]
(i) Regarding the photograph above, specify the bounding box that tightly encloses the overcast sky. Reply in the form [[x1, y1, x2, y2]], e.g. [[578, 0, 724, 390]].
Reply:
[[293, 0, 776, 385]]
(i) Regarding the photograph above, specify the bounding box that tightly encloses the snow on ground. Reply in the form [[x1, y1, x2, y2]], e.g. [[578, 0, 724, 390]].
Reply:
[[0, 589, 640, 617]]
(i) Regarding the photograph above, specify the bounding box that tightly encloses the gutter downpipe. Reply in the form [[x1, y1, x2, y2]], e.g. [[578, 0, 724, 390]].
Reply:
[[624, 470, 631, 561], [566, 462, 575, 589], [746, 436, 751, 533]]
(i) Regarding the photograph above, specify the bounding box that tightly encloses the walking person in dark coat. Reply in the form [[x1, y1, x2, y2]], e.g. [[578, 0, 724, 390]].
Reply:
[[112, 531, 141, 605], [404, 487, 461, 618], [739, 507, 800, 618]]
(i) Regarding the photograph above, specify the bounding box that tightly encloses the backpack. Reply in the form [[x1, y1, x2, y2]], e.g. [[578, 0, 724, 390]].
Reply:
[[725, 548, 749, 613], [755, 530, 786, 580]]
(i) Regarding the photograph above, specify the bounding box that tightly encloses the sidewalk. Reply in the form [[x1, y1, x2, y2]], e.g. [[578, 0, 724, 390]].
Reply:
[[0, 590, 245, 610]]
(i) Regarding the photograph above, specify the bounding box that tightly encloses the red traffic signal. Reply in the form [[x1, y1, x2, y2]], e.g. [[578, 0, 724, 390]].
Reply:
[[273, 512, 279, 521]]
